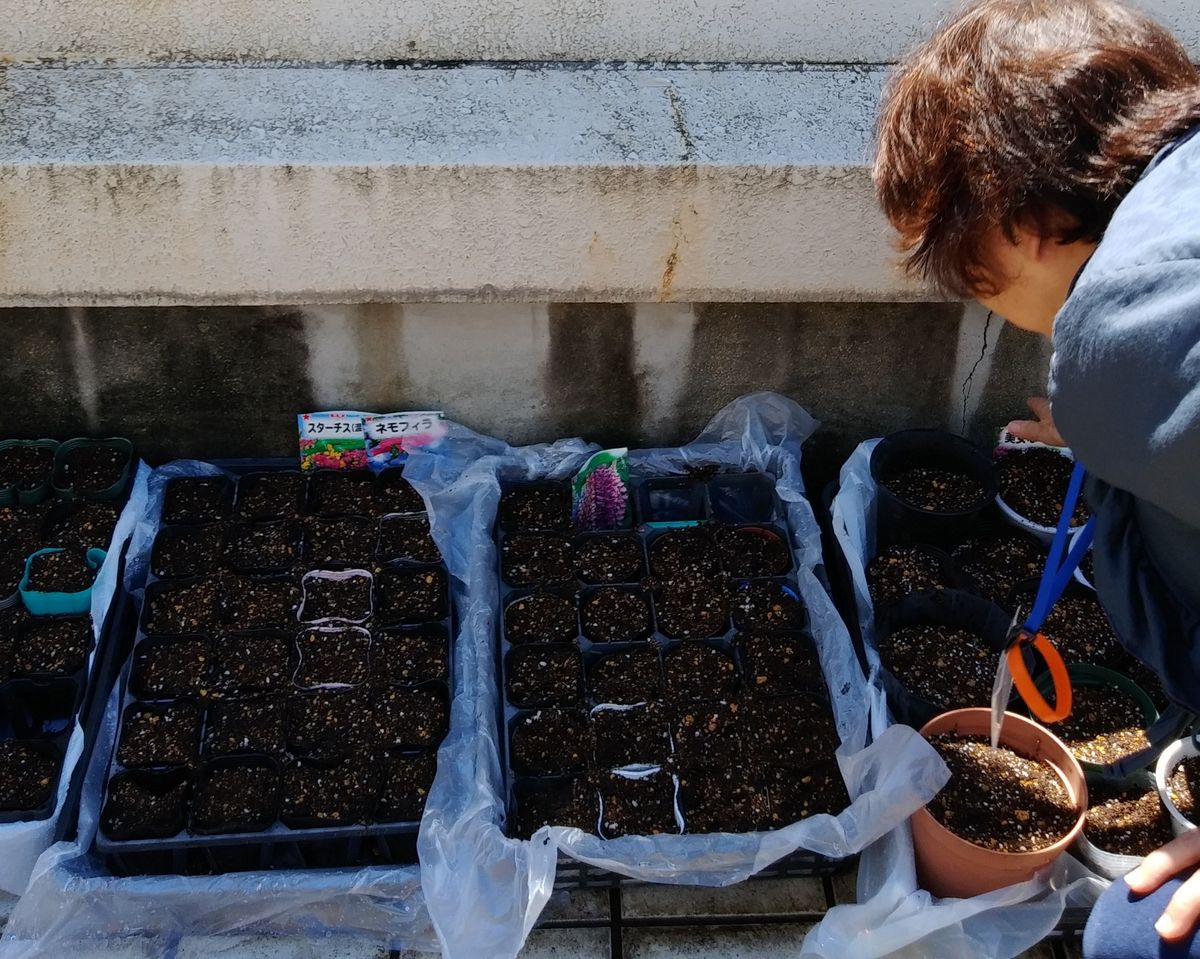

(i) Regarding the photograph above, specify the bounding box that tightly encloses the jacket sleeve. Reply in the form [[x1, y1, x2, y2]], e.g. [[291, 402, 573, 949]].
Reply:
[[1050, 258, 1200, 530]]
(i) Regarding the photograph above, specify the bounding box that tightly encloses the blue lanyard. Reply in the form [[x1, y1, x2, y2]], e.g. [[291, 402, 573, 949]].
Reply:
[[1021, 460, 1096, 635]]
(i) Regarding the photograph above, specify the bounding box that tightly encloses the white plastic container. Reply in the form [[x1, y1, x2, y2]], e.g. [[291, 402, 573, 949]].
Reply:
[[994, 444, 1083, 545], [1156, 737, 1200, 837]]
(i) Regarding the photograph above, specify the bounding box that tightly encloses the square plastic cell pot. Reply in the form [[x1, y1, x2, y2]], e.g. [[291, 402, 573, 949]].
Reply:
[[705, 473, 777, 525], [911, 708, 1088, 899], [51, 437, 136, 502], [634, 478, 706, 526], [869, 429, 998, 549], [19, 547, 107, 615], [1156, 737, 1200, 837], [0, 439, 59, 508]]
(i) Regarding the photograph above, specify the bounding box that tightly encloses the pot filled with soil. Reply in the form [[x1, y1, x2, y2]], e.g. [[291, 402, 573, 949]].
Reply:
[[100, 768, 191, 840], [190, 757, 280, 834], [591, 702, 672, 768], [597, 768, 682, 838], [151, 524, 224, 580], [950, 525, 1047, 610], [0, 440, 58, 508], [653, 580, 729, 641], [587, 645, 662, 705], [1010, 581, 1123, 669], [224, 522, 304, 575], [376, 515, 441, 565], [377, 751, 437, 822], [498, 481, 572, 533], [1075, 772, 1173, 880], [280, 756, 376, 828], [677, 765, 770, 833], [117, 700, 203, 769], [870, 429, 997, 547], [298, 570, 373, 625], [735, 631, 822, 697], [995, 445, 1090, 542], [52, 437, 135, 502], [503, 591, 577, 646], [648, 528, 721, 584], [203, 694, 287, 757], [372, 625, 449, 686], [42, 501, 121, 554], [15, 615, 93, 677], [212, 630, 290, 696], [663, 642, 738, 702], [305, 517, 376, 569], [731, 579, 805, 633], [375, 467, 426, 515], [912, 708, 1087, 898], [221, 576, 302, 631], [718, 526, 791, 578], [867, 544, 956, 611], [510, 708, 589, 776], [376, 566, 448, 626], [235, 471, 306, 520], [505, 644, 583, 709], [307, 470, 377, 518], [0, 739, 63, 817], [501, 533, 574, 588], [763, 761, 851, 827], [162, 476, 233, 525], [581, 587, 654, 644], [20, 547, 106, 615], [293, 626, 371, 688], [1156, 737, 1200, 835], [132, 637, 213, 701], [1033, 665, 1157, 772], [513, 776, 600, 838], [574, 532, 645, 584]]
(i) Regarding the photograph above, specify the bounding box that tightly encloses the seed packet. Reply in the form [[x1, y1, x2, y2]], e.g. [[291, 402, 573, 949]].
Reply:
[[363, 412, 448, 471], [572, 449, 631, 530], [297, 412, 370, 471]]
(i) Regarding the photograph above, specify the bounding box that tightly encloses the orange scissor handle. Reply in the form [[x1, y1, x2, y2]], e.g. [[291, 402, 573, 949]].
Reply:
[[1008, 632, 1073, 723]]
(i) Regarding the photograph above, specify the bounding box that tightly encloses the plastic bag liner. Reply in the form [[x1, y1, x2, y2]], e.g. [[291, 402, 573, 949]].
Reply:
[[0, 459, 437, 958], [813, 439, 1107, 959], [406, 393, 948, 959], [0, 463, 147, 897]]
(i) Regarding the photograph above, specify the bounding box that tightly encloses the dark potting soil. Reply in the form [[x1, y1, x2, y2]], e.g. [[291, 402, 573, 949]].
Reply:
[[506, 645, 582, 708], [1050, 684, 1149, 766], [1038, 596, 1122, 667], [663, 643, 738, 702], [192, 763, 279, 832], [151, 524, 224, 579], [1084, 779, 1173, 857], [162, 477, 232, 525], [881, 624, 996, 711], [867, 545, 949, 607], [376, 468, 425, 514], [599, 771, 680, 838], [588, 646, 662, 705], [498, 485, 572, 533], [61, 445, 127, 493], [26, 548, 94, 592], [236, 472, 305, 520], [300, 573, 372, 623], [592, 702, 672, 767], [372, 628, 449, 685], [145, 577, 223, 635], [0, 446, 53, 492], [501, 533, 573, 587], [511, 708, 589, 775], [0, 741, 57, 811], [224, 522, 303, 572], [288, 692, 370, 760], [738, 632, 822, 697], [15, 615, 91, 675], [678, 765, 770, 833], [371, 686, 449, 749], [222, 577, 301, 630], [504, 592, 577, 645], [376, 514, 441, 565], [514, 777, 599, 838], [1168, 757, 1200, 825], [309, 470, 377, 517], [951, 530, 1046, 607], [718, 528, 791, 578], [376, 568, 448, 625], [928, 735, 1077, 852], [581, 587, 653, 643], [281, 758, 375, 826], [213, 631, 290, 695], [649, 529, 721, 584], [884, 467, 986, 513], [43, 502, 120, 552], [1081, 550, 1095, 584], [997, 447, 1091, 528], [376, 751, 437, 822], [133, 638, 212, 700], [671, 700, 742, 764], [0, 548, 24, 599], [294, 627, 370, 687], [0, 605, 29, 644], [102, 775, 189, 839], [304, 517, 376, 568], [654, 582, 729, 640], [746, 697, 839, 770], [763, 762, 851, 826], [731, 580, 803, 633], [575, 533, 644, 584], [118, 702, 202, 768], [1116, 657, 1171, 711], [204, 695, 287, 757]]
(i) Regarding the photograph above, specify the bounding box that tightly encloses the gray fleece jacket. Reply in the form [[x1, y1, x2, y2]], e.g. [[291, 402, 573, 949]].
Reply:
[[1051, 124, 1200, 710]]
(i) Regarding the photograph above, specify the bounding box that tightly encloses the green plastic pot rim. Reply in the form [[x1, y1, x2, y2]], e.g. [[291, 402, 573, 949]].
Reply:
[[19, 546, 107, 616], [0, 439, 60, 508], [51, 436, 135, 502]]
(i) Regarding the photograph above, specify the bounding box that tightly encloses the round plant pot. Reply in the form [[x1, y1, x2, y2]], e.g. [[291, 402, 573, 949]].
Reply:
[[870, 429, 997, 548], [994, 445, 1081, 545], [912, 708, 1088, 899], [1156, 737, 1200, 837], [0, 439, 60, 508], [19, 546, 107, 615], [1073, 770, 1159, 881], [51, 437, 135, 502]]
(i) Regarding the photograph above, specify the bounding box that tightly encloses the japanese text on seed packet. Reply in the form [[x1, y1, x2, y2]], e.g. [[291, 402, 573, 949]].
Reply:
[[298, 411, 448, 471]]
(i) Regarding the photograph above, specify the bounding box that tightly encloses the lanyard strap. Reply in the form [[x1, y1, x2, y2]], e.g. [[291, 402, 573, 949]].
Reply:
[[1022, 460, 1096, 634]]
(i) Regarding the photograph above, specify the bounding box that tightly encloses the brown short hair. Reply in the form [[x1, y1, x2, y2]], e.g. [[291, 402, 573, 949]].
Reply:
[[874, 0, 1200, 296]]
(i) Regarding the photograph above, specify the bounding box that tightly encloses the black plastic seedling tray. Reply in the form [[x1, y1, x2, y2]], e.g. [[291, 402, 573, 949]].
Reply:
[[494, 470, 847, 884], [94, 458, 449, 876]]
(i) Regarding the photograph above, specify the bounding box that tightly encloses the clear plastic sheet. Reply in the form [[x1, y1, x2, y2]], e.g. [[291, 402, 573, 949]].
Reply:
[[407, 393, 947, 959], [814, 439, 1107, 959], [0, 460, 437, 957]]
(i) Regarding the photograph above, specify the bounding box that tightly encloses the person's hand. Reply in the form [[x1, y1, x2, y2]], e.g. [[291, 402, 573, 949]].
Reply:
[[1005, 397, 1066, 447], [1126, 831, 1200, 940]]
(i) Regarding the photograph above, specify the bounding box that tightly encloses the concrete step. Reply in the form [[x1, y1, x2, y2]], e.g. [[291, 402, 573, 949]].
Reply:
[[0, 62, 930, 307]]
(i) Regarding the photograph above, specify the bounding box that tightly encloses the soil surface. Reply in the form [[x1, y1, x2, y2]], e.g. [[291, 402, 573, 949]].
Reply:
[[43, 502, 121, 552], [663, 643, 738, 702], [1084, 779, 1173, 856], [376, 568, 448, 625], [294, 627, 371, 687], [718, 528, 790, 578], [997, 447, 1091, 528], [16, 615, 91, 675], [731, 581, 804, 632], [223, 577, 301, 630], [102, 774, 189, 839], [649, 529, 721, 583], [377, 515, 441, 564], [301, 574, 372, 623], [224, 522, 302, 572], [213, 631, 290, 695], [1050, 684, 1150, 766], [133, 638, 212, 700], [678, 765, 770, 833], [514, 777, 599, 838], [502, 533, 574, 587], [885, 467, 986, 513], [654, 582, 729, 640], [371, 686, 449, 748], [151, 525, 224, 579], [162, 477, 231, 525], [598, 771, 680, 838], [0, 741, 57, 811], [62, 445, 127, 493], [506, 645, 582, 708], [499, 484, 572, 532], [1169, 757, 1200, 825], [304, 517, 376, 568], [377, 751, 437, 822], [738, 632, 823, 697], [236, 472, 305, 520], [372, 628, 449, 685], [118, 702, 202, 768], [511, 708, 589, 775], [1037, 596, 1122, 667], [26, 548, 94, 592], [588, 646, 662, 705], [145, 578, 223, 635], [581, 588, 654, 643], [746, 697, 839, 769], [592, 703, 672, 768], [0, 446, 54, 492], [868, 546, 949, 607], [204, 695, 287, 756], [927, 734, 1078, 852], [192, 763, 279, 831], [575, 533, 644, 584], [881, 624, 996, 711], [671, 700, 741, 764], [376, 468, 425, 514], [952, 530, 1046, 607], [308, 470, 376, 517], [288, 692, 371, 760], [281, 758, 375, 825], [763, 762, 851, 826], [504, 592, 577, 645]]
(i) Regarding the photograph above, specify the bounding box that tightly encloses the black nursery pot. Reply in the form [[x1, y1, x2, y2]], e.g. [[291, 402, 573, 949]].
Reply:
[[870, 429, 998, 549]]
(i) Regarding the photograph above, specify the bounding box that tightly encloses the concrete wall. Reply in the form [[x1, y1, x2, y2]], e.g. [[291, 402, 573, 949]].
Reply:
[[0, 301, 1050, 485]]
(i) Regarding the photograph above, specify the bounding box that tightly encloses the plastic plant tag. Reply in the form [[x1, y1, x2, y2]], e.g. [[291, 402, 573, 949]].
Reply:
[[572, 448, 631, 531], [363, 411, 448, 471], [297, 411, 370, 471], [990, 651, 1013, 749]]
